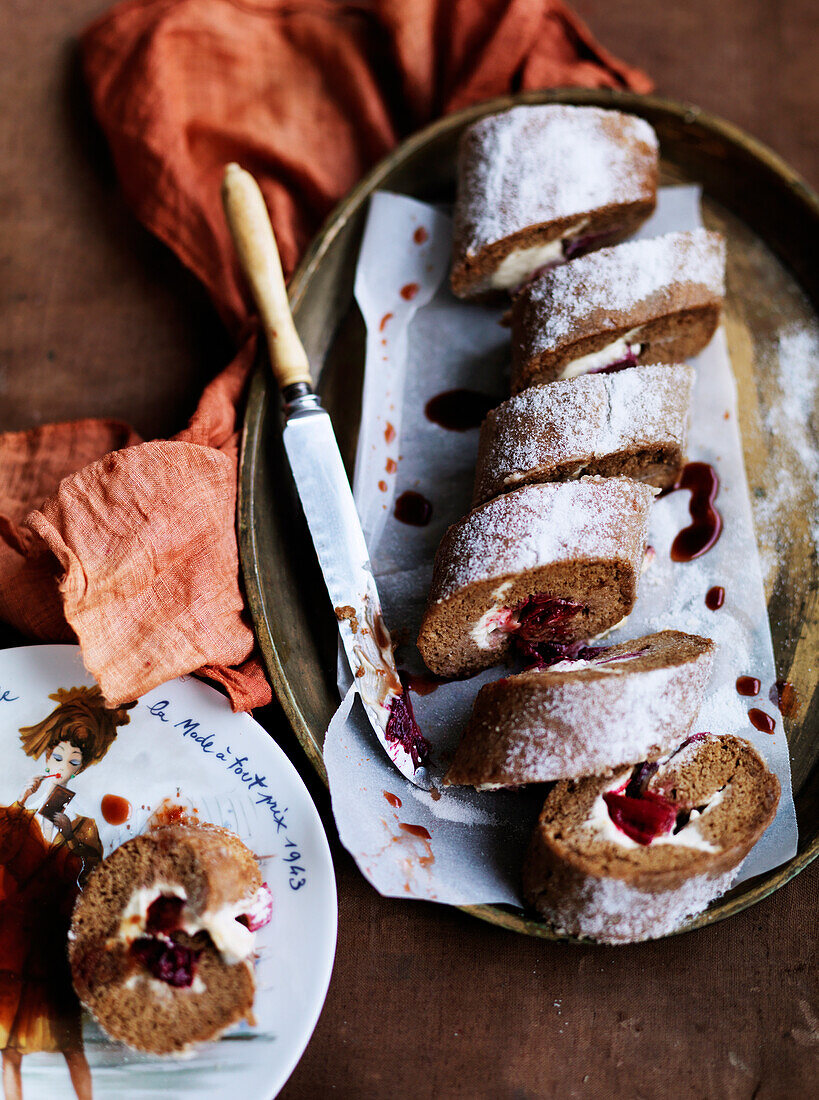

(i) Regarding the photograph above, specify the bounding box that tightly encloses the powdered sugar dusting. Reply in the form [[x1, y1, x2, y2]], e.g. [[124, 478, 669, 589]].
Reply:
[[519, 230, 725, 352], [455, 105, 658, 255], [755, 322, 819, 556], [475, 364, 694, 501], [491, 635, 714, 782], [537, 862, 741, 944], [431, 478, 655, 603]]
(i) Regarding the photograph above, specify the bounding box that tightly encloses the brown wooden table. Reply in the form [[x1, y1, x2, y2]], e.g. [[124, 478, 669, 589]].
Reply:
[[1, 2, 816, 1096]]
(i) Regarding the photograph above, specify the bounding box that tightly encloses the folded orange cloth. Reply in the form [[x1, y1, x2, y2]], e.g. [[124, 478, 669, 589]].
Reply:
[[0, 0, 651, 710]]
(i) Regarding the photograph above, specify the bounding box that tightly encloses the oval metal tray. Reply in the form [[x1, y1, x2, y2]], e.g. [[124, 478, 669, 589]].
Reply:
[[239, 90, 819, 939]]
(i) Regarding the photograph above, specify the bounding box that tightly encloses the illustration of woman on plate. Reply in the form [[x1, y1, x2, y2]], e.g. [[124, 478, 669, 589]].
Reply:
[[0, 687, 135, 1100]]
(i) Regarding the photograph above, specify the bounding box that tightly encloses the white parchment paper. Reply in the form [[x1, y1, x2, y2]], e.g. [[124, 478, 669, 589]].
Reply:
[[323, 188, 798, 907]]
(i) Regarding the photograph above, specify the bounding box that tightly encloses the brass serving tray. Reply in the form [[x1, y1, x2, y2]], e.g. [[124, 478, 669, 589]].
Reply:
[[239, 90, 819, 938]]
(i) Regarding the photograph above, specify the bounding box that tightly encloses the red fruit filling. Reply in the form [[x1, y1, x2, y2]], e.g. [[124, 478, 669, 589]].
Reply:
[[385, 686, 430, 768], [603, 787, 678, 845], [500, 594, 587, 667], [237, 884, 274, 931], [145, 895, 185, 936], [130, 937, 201, 988], [511, 593, 584, 643], [562, 226, 622, 262], [587, 345, 641, 375]]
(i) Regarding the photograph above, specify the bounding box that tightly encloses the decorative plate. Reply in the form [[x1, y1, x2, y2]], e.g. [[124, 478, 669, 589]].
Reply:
[[0, 644, 336, 1097]]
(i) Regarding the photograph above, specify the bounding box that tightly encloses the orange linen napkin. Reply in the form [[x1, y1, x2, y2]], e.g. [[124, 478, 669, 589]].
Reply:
[[0, 0, 651, 711]]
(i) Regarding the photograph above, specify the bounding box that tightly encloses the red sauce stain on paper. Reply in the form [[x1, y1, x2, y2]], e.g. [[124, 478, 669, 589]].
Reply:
[[424, 389, 495, 431], [705, 585, 725, 610], [736, 676, 761, 697], [101, 794, 131, 825], [748, 708, 776, 734], [667, 463, 723, 562], [394, 490, 432, 526]]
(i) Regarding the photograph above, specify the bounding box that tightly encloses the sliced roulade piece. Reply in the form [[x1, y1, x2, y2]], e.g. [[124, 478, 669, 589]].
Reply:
[[473, 364, 694, 505], [451, 105, 658, 299], [522, 733, 780, 943], [416, 477, 654, 679], [444, 630, 715, 788], [69, 823, 273, 1054], [510, 229, 725, 392]]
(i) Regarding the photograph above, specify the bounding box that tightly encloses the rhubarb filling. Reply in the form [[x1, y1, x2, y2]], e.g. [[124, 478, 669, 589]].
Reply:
[[120, 882, 274, 988], [591, 746, 724, 850], [385, 684, 430, 768], [473, 591, 590, 666]]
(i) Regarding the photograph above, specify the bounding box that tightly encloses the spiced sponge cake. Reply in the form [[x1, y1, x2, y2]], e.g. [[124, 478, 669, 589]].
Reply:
[[472, 364, 694, 505], [451, 105, 658, 298], [417, 477, 655, 678], [523, 733, 780, 943], [444, 631, 715, 788], [510, 229, 725, 391], [69, 823, 273, 1054]]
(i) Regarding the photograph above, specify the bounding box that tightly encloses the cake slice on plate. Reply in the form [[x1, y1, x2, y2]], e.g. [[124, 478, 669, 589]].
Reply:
[[70, 823, 273, 1054], [472, 363, 694, 505], [417, 477, 654, 679], [510, 229, 725, 392], [451, 104, 658, 299], [444, 630, 715, 788], [522, 733, 780, 943]]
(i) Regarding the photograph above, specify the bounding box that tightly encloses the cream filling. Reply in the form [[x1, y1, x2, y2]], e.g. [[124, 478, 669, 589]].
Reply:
[[117, 882, 258, 965], [548, 651, 642, 674], [470, 581, 514, 649], [587, 777, 724, 852], [487, 220, 589, 290], [557, 327, 644, 381]]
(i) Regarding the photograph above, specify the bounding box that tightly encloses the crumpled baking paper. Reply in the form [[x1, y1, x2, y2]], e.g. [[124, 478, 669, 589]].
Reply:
[[322, 187, 797, 907]]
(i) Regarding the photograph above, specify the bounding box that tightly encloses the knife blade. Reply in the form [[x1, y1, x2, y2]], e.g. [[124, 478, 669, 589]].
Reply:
[[222, 163, 430, 789]]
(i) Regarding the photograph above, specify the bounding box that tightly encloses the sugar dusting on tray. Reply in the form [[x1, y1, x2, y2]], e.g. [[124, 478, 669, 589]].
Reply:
[[322, 187, 798, 907]]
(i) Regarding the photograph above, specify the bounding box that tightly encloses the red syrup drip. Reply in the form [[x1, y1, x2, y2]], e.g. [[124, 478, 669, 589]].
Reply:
[[385, 458, 398, 474], [413, 226, 429, 244], [736, 676, 761, 697], [424, 389, 496, 431], [394, 490, 432, 526], [378, 480, 388, 492], [384, 421, 396, 444], [399, 822, 431, 840], [379, 312, 393, 332], [385, 685, 430, 768], [405, 672, 447, 695], [748, 708, 776, 734], [770, 681, 799, 719], [665, 462, 723, 562], [383, 791, 402, 809], [705, 585, 725, 610], [400, 282, 419, 300], [603, 788, 678, 845], [101, 793, 131, 825], [587, 347, 640, 376]]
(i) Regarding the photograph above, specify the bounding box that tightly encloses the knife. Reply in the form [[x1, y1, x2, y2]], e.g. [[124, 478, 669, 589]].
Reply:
[[222, 163, 431, 789]]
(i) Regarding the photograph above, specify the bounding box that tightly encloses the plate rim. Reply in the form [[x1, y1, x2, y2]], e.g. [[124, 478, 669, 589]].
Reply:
[[238, 88, 819, 940], [0, 642, 338, 1096]]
